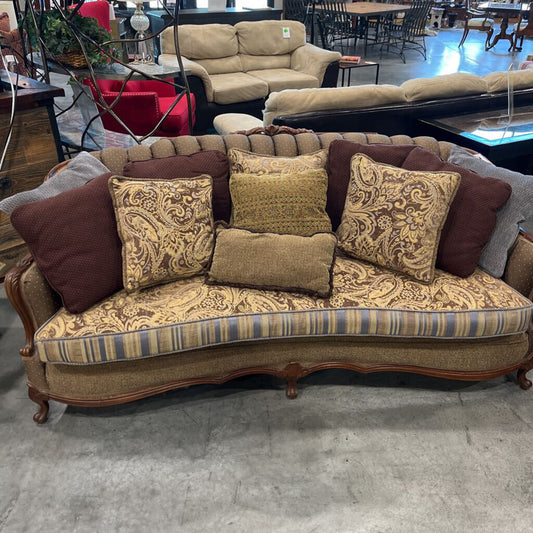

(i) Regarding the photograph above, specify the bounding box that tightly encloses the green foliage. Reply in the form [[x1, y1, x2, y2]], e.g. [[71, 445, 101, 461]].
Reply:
[[25, 9, 119, 66]]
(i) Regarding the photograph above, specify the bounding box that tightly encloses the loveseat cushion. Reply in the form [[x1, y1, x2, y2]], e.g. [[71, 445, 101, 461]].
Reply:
[[210, 72, 269, 104], [240, 54, 291, 72], [235, 20, 306, 56], [247, 69, 320, 93], [173, 23, 238, 60], [35, 256, 533, 364], [195, 56, 243, 75]]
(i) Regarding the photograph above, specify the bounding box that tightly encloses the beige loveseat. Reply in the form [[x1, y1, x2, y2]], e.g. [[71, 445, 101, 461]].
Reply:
[[6, 130, 533, 424], [157, 21, 341, 132]]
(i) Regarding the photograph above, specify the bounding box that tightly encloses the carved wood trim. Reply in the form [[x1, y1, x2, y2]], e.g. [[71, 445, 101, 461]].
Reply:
[[44, 159, 70, 182], [38, 355, 533, 413], [28, 386, 50, 424], [517, 357, 533, 390], [4, 254, 37, 357], [519, 228, 533, 243], [234, 125, 314, 136]]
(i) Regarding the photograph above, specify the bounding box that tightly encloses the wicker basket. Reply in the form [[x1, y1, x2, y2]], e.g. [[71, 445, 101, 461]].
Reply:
[[54, 51, 87, 68]]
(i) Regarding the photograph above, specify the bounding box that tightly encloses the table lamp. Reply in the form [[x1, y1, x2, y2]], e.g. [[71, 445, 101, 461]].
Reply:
[[130, 2, 154, 64]]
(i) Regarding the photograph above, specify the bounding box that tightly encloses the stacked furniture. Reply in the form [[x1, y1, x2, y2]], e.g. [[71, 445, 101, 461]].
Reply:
[[157, 20, 341, 132], [4, 129, 533, 424]]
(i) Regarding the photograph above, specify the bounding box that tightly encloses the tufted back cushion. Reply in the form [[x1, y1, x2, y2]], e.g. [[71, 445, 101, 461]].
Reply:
[[236, 20, 306, 55], [83, 132, 454, 176], [484, 69, 533, 93]]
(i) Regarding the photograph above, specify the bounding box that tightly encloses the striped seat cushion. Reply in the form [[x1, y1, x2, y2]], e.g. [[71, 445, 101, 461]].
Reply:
[[35, 255, 533, 364]]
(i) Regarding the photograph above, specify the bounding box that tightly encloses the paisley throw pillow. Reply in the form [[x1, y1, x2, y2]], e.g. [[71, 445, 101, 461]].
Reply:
[[109, 175, 215, 292], [337, 154, 460, 283]]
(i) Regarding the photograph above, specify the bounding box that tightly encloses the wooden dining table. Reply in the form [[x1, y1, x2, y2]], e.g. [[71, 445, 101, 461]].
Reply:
[[477, 2, 526, 50], [311, 1, 410, 50]]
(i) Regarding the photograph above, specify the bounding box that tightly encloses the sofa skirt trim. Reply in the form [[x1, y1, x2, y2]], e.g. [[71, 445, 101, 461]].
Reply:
[[30, 350, 533, 423]]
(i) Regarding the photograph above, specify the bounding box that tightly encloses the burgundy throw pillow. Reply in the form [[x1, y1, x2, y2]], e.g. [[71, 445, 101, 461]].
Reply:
[[402, 147, 511, 277], [122, 150, 231, 222], [11, 172, 123, 314], [327, 140, 418, 229]]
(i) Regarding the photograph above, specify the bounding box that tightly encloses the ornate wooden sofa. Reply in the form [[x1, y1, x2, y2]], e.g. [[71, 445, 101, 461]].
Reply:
[[5, 130, 533, 424]]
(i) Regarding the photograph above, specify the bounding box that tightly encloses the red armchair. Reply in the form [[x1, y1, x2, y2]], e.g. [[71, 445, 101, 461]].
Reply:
[[84, 78, 196, 136]]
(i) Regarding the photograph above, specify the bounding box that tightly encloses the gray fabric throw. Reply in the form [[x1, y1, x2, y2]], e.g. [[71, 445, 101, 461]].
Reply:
[[0, 152, 109, 215], [448, 146, 533, 278]]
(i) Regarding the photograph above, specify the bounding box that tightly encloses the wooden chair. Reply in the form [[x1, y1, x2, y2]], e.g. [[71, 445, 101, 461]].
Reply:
[[458, 0, 494, 50], [510, 2, 533, 52]]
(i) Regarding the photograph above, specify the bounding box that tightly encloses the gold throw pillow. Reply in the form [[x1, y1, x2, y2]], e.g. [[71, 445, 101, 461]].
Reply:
[[230, 168, 332, 236], [337, 154, 460, 283], [109, 175, 215, 292], [228, 148, 327, 175], [207, 225, 337, 297]]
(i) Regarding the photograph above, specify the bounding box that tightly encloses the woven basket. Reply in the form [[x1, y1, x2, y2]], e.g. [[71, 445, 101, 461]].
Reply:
[[54, 51, 87, 68]]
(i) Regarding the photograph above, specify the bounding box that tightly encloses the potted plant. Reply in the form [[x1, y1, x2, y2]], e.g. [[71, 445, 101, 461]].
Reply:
[[24, 9, 119, 67]]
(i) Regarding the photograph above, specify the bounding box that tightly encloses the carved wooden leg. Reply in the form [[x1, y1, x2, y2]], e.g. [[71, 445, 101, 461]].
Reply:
[[283, 362, 304, 399], [517, 359, 533, 390], [28, 386, 50, 424]]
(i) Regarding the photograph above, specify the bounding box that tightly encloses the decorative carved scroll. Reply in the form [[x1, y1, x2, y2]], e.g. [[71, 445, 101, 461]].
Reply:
[[4, 255, 37, 358], [235, 125, 314, 136], [28, 386, 50, 424]]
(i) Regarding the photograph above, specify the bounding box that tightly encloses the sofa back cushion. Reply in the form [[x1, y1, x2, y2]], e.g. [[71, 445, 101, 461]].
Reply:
[[236, 20, 306, 56], [196, 56, 243, 75], [161, 24, 238, 59], [484, 69, 533, 93], [240, 54, 291, 72], [263, 85, 407, 126], [401, 73, 488, 102]]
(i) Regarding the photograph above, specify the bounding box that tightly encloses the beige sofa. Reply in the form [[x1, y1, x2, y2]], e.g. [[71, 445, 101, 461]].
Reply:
[[5, 130, 533, 424], [157, 20, 341, 132], [213, 69, 533, 142]]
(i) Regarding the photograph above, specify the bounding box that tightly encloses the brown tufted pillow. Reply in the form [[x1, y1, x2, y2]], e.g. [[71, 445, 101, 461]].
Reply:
[[122, 150, 230, 222], [327, 140, 418, 230], [10, 173, 123, 314]]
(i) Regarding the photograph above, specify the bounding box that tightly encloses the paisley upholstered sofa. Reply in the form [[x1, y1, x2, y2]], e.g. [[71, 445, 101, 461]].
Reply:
[[5, 129, 533, 424]]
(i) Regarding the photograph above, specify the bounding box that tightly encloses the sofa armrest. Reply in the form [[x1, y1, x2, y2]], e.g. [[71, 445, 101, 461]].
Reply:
[[504, 232, 533, 300], [5, 256, 61, 358], [290, 44, 341, 86], [158, 55, 214, 102]]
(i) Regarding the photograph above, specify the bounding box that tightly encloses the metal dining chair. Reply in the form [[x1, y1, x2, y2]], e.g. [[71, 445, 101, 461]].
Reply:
[[384, 0, 433, 63], [319, 0, 356, 54]]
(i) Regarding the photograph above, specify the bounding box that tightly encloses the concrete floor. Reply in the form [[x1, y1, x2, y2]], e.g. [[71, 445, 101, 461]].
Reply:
[[1, 28, 533, 533]]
